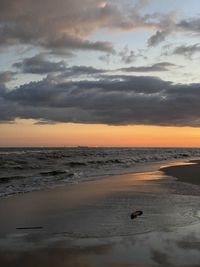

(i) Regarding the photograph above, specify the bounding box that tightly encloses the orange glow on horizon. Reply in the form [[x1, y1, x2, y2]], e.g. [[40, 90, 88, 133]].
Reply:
[[1, 119, 200, 147]]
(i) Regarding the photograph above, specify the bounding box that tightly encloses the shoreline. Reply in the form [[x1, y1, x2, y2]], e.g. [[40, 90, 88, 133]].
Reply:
[[0, 159, 199, 236], [0, 157, 198, 200]]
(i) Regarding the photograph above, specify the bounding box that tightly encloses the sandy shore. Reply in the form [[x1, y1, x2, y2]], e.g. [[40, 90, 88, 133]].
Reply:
[[0, 160, 200, 266], [160, 160, 200, 185]]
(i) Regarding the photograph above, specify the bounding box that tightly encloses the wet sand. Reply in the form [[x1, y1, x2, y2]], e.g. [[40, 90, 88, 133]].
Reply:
[[0, 160, 200, 266], [0, 167, 168, 237]]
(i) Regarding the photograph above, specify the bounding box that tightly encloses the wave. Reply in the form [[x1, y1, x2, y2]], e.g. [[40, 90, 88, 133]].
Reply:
[[0, 147, 200, 198]]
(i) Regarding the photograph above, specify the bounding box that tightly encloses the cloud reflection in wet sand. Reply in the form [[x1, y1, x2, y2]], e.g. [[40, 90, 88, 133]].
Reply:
[[0, 247, 200, 267], [0, 239, 115, 267], [0, 222, 200, 267]]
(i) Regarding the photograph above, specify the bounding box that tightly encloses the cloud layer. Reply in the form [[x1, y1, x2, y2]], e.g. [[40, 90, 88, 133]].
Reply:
[[119, 62, 176, 72], [1, 74, 200, 127], [13, 54, 176, 75]]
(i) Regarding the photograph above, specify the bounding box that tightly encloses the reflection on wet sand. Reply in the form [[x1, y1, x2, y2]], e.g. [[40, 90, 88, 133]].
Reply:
[[0, 223, 200, 267], [0, 170, 169, 237], [0, 248, 95, 267]]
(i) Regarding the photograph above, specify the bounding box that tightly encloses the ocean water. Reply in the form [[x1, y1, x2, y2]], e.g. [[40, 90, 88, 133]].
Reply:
[[0, 147, 200, 198]]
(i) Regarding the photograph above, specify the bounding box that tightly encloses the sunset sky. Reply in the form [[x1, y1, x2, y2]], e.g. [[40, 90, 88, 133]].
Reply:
[[1, 0, 200, 147]]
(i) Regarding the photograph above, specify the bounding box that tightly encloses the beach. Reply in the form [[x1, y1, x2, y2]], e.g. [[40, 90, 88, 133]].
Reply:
[[161, 160, 200, 186], [0, 159, 200, 266]]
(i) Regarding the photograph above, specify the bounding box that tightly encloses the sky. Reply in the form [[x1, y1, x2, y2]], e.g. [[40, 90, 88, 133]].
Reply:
[[1, 0, 200, 147]]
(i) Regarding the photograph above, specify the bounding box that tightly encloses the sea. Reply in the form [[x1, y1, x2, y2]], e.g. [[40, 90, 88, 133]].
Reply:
[[1, 147, 200, 198]]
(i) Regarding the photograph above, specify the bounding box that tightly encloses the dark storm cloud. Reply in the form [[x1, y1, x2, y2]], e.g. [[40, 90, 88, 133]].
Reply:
[[2, 74, 200, 127], [172, 44, 200, 57], [119, 62, 176, 72]]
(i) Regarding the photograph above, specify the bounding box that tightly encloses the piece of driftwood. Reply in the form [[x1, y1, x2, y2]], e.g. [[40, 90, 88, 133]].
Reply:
[[130, 210, 143, 220], [16, 226, 43, 230]]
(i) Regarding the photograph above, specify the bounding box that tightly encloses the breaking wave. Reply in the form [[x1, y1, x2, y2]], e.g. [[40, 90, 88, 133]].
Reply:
[[0, 147, 200, 198]]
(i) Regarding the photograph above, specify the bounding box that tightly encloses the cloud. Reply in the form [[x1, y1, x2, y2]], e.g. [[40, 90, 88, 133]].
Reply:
[[13, 54, 107, 76], [13, 56, 175, 77], [0, 0, 177, 53], [43, 36, 115, 54], [0, 71, 15, 99], [177, 18, 200, 33], [2, 73, 200, 127], [13, 54, 67, 74], [99, 53, 111, 64], [60, 66, 107, 78], [119, 46, 137, 64], [0, 71, 15, 83], [148, 30, 169, 46], [0, 0, 156, 54], [147, 12, 177, 46], [148, 14, 200, 47], [119, 62, 176, 72], [0, 0, 120, 54], [1, 0, 200, 53], [172, 44, 200, 57]]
